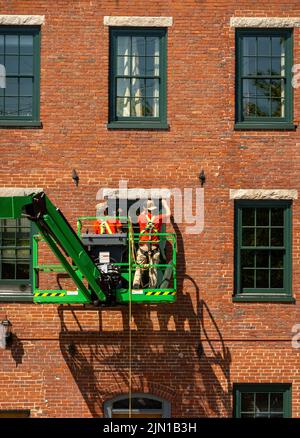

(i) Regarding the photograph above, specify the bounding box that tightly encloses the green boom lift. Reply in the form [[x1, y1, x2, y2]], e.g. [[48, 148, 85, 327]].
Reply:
[[0, 189, 176, 306]]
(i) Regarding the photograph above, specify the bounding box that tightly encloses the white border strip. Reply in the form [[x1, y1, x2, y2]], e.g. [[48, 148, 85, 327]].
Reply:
[[230, 189, 298, 200], [230, 17, 300, 28], [0, 15, 45, 25], [0, 188, 43, 197], [100, 188, 171, 200], [104, 16, 173, 27]]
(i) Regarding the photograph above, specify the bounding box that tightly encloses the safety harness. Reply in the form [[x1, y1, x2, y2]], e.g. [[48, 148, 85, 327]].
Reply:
[[99, 220, 113, 235], [139, 214, 160, 255]]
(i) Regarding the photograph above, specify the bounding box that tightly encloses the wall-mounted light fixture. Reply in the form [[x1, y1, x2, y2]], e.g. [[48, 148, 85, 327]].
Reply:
[[0, 319, 12, 349], [72, 169, 79, 187], [199, 170, 206, 187]]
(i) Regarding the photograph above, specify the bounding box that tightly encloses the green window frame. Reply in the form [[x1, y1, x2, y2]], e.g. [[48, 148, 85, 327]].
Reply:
[[233, 384, 292, 418], [235, 28, 294, 130], [0, 218, 33, 301], [0, 26, 41, 127], [108, 27, 168, 129], [234, 200, 293, 302]]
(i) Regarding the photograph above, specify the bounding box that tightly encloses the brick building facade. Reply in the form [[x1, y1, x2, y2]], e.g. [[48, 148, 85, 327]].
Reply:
[[0, 0, 299, 418]]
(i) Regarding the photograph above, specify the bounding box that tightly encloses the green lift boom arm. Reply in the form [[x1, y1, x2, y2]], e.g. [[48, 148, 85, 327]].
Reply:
[[0, 189, 106, 303]]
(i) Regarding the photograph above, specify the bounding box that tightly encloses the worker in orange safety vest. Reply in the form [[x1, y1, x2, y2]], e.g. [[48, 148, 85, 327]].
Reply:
[[93, 203, 122, 235], [132, 199, 170, 289]]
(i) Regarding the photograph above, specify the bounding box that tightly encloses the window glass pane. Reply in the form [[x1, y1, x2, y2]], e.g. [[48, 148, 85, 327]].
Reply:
[[132, 37, 145, 56], [271, 251, 284, 268], [256, 270, 269, 288], [257, 37, 271, 56], [255, 393, 269, 413], [20, 77, 33, 96], [1, 230, 15, 245], [243, 98, 256, 116], [257, 58, 271, 75], [242, 208, 255, 226], [242, 269, 254, 288], [272, 37, 284, 56], [271, 99, 284, 117], [270, 393, 283, 412], [131, 57, 145, 76], [113, 397, 162, 410], [0, 54, 4, 73], [131, 98, 144, 117], [117, 56, 130, 76], [145, 98, 159, 117], [145, 79, 159, 97], [0, 97, 3, 115], [255, 79, 270, 96], [146, 56, 159, 76], [146, 37, 159, 56], [271, 228, 284, 246], [256, 228, 269, 246], [256, 208, 269, 226], [0, 35, 4, 53], [271, 208, 284, 226], [2, 248, 15, 258], [271, 79, 283, 98], [243, 37, 256, 56], [117, 36, 130, 56], [256, 251, 269, 267], [242, 228, 255, 246], [243, 57, 256, 75], [116, 97, 130, 117], [2, 262, 15, 279], [271, 58, 282, 76], [5, 55, 18, 74], [5, 77, 18, 96], [19, 97, 32, 116], [5, 35, 18, 54], [243, 79, 257, 97], [16, 263, 29, 279], [241, 250, 255, 267], [256, 98, 270, 116], [20, 56, 33, 75], [16, 248, 30, 258], [117, 78, 131, 97], [20, 35, 33, 55], [241, 393, 255, 412], [270, 270, 283, 288], [131, 78, 145, 97], [4, 97, 18, 115]]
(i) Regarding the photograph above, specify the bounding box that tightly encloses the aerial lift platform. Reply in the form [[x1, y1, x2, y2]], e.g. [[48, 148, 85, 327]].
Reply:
[[0, 189, 176, 306]]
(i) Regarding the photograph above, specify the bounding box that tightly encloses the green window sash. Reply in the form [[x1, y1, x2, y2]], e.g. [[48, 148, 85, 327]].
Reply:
[[0, 26, 40, 126], [234, 200, 292, 301], [108, 28, 167, 129], [235, 29, 293, 129]]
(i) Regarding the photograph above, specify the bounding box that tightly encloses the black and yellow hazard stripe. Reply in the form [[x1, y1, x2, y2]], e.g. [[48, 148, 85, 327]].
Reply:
[[145, 291, 176, 296], [34, 292, 66, 297]]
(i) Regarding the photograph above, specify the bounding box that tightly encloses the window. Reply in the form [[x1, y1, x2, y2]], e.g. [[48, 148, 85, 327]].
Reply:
[[0, 27, 41, 127], [235, 29, 293, 129], [104, 394, 171, 418], [108, 28, 167, 129], [0, 410, 30, 418], [0, 218, 33, 301], [234, 384, 291, 418], [234, 201, 293, 302]]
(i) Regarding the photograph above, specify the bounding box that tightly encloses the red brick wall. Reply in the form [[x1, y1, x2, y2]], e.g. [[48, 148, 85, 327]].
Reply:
[[0, 0, 299, 417]]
